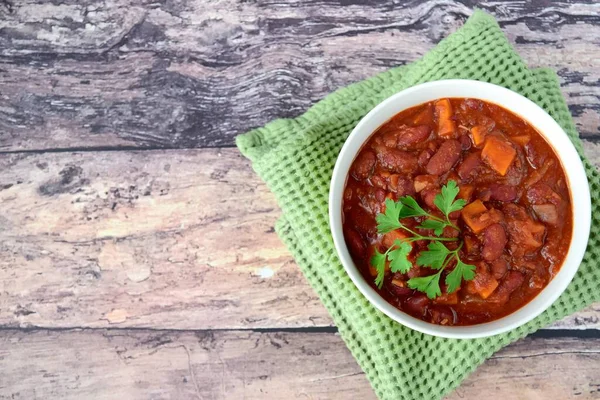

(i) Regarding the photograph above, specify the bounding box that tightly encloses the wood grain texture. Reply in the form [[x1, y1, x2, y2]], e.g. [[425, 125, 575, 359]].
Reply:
[[1, 329, 599, 400], [1, 147, 598, 330], [0, 0, 599, 150]]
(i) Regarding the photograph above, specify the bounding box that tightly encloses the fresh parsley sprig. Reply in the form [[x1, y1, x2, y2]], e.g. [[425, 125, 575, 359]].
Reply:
[[370, 180, 475, 298], [409, 242, 475, 298]]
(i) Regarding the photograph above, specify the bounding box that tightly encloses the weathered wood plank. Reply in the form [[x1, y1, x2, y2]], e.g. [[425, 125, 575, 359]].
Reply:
[[1, 147, 598, 330], [0, 0, 599, 150], [1, 329, 599, 399], [0, 148, 330, 329]]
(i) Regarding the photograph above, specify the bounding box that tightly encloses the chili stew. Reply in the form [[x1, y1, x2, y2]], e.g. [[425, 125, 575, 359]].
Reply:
[[342, 98, 572, 326]]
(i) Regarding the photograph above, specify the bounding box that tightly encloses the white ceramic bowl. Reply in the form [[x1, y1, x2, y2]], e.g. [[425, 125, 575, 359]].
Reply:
[[329, 79, 591, 339]]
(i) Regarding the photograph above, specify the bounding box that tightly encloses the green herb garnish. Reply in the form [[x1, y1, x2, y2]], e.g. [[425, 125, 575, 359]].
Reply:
[[371, 180, 475, 298]]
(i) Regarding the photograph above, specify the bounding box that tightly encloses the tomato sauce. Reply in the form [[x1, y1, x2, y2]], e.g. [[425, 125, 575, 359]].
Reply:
[[342, 98, 573, 326]]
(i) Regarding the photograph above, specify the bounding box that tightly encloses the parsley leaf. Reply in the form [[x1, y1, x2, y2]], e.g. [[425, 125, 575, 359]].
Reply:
[[417, 219, 447, 236], [433, 180, 467, 217], [376, 198, 403, 234], [371, 250, 387, 289], [368, 181, 477, 299], [398, 196, 428, 218], [388, 240, 413, 273], [408, 272, 442, 299], [445, 259, 476, 293], [416, 241, 450, 269]]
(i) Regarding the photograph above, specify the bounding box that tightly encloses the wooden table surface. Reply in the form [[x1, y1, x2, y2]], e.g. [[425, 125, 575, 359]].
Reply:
[[1, 1, 599, 399]]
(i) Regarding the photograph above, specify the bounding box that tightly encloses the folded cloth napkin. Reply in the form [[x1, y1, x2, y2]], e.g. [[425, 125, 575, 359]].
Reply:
[[237, 10, 599, 400]]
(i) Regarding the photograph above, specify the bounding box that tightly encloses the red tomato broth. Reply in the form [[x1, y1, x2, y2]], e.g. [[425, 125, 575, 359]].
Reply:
[[342, 98, 573, 326]]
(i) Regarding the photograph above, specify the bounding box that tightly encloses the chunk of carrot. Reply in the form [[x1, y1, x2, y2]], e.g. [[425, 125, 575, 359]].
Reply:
[[476, 278, 499, 299], [434, 99, 456, 138], [481, 136, 517, 176], [465, 262, 499, 299], [470, 125, 487, 147], [382, 230, 410, 249], [461, 200, 489, 233], [510, 135, 531, 146], [433, 291, 459, 305], [457, 184, 474, 202]]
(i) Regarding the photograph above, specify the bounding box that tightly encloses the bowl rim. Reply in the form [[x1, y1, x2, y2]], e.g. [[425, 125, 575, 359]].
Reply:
[[329, 79, 591, 339]]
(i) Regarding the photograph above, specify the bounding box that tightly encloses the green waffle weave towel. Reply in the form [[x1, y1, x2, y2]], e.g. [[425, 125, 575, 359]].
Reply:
[[237, 10, 599, 400]]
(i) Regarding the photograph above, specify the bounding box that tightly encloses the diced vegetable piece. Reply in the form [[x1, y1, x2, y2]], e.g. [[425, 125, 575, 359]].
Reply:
[[461, 200, 488, 233], [464, 234, 480, 256], [414, 175, 437, 192], [420, 187, 440, 210], [433, 291, 458, 305], [382, 229, 410, 249], [511, 135, 531, 146], [465, 262, 499, 299], [369, 263, 378, 278], [434, 99, 457, 138], [532, 204, 559, 225], [470, 125, 487, 146], [481, 136, 517, 176], [457, 184, 474, 201]]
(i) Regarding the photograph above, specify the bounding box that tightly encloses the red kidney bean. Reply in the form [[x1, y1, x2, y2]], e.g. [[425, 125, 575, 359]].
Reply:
[[429, 306, 456, 325], [417, 148, 434, 167], [397, 125, 431, 148], [457, 152, 482, 180], [389, 175, 415, 197], [532, 204, 558, 225], [463, 98, 482, 110], [488, 270, 525, 304], [370, 174, 387, 189], [459, 134, 472, 150], [351, 150, 376, 180], [527, 183, 562, 205], [426, 139, 462, 175], [381, 129, 399, 147], [348, 206, 376, 237], [375, 146, 419, 174], [344, 228, 366, 259], [490, 257, 509, 279], [482, 223, 507, 261], [488, 184, 517, 202], [404, 294, 430, 317], [420, 187, 440, 210], [387, 283, 414, 297]]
